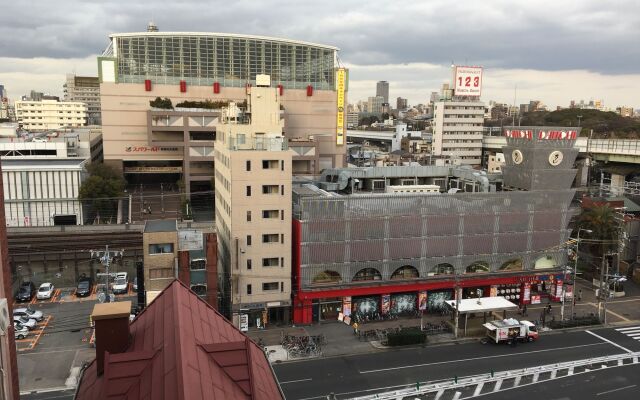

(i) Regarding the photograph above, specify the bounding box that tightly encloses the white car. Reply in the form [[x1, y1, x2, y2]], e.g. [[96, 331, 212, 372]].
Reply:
[[13, 315, 37, 330], [112, 272, 128, 295], [13, 307, 44, 322], [14, 323, 29, 340], [37, 283, 55, 300]]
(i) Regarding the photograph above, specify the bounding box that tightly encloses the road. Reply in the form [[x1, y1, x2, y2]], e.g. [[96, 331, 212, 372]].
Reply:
[[480, 363, 640, 400], [273, 326, 640, 400]]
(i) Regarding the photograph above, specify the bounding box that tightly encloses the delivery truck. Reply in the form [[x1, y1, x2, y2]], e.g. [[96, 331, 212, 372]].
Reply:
[[483, 318, 538, 344]]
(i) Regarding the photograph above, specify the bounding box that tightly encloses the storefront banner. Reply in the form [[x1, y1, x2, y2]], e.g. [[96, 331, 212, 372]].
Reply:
[[555, 280, 564, 298], [531, 295, 541, 304], [489, 286, 498, 297], [239, 314, 248, 332], [343, 296, 352, 316], [427, 290, 453, 314], [391, 293, 417, 315], [523, 283, 531, 302], [336, 68, 346, 145], [381, 294, 390, 314], [418, 291, 427, 311]]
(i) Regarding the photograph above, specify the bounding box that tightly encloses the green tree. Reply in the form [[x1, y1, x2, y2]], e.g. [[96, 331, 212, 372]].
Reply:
[[575, 204, 621, 276], [79, 164, 126, 220]]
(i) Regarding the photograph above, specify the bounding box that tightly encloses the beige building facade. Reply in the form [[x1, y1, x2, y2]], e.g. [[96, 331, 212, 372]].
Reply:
[[215, 83, 292, 326], [15, 100, 87, 130], [98, 30, 346, 195], [142, 220, 178, 298], [432, 100, 485, 165]]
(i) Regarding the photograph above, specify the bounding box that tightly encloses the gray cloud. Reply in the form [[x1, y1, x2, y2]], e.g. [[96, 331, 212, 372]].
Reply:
[[2, 0, 639, 75]]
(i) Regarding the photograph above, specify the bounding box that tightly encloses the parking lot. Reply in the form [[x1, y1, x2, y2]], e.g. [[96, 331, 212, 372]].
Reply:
[[16, 285, 138, 394]]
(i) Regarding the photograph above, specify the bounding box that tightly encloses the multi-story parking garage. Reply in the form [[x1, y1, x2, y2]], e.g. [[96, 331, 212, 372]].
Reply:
[[292, 127, 580, 324]]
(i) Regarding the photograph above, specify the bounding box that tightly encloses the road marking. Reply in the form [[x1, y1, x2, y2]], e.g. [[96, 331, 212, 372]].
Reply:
[[596, 384, 637, 396], [279, 378, 312, 385], [616, 326, 640, 332], [585, 330, 632, 353], [359, 342, 606, 374]]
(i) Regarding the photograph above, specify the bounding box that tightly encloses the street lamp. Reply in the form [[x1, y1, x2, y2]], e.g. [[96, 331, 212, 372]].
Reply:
[[568, 228, 592, 321]]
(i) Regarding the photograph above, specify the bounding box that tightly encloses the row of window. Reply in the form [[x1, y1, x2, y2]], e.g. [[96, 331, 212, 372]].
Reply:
[[246, 209, 285, 221], [246, 281, 285, 294], [246, 257, 284, 269], [245, 159, 285, 171], [245, 233, 285, 245], [246, 184, 285, 196]]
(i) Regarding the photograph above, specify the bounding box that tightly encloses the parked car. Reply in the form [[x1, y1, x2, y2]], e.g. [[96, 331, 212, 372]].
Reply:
[[14, 307, 44, 322], [13, 315, 37, 330], [76, 277, 93, 297], [14, 323, 29, 340], [112, 272, 128, 295], [36, 283, 55, 300], [15, 282, 36, 303]]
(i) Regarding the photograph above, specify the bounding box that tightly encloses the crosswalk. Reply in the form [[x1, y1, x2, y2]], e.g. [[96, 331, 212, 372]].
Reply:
[[615, 326, 640, 341]]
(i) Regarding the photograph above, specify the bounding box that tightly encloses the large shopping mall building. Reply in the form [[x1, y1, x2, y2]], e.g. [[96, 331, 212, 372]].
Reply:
[[292, 128, 580, 324], [98, 24, 346, 195]]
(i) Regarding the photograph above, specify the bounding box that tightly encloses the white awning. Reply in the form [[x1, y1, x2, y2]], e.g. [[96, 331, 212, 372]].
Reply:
[[445, 296, 518, 314]]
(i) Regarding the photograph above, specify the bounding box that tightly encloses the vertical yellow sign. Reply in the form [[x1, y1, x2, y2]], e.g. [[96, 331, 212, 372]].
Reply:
[[336, 68, 346, 145]]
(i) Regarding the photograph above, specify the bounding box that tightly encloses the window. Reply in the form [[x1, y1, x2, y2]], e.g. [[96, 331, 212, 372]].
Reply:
[[247, 211, 252, 222], [281, 257, 284, 267], [246, 235, 252, 246], [190, 258, 206, 270], [262, 160, 278, 169], [246, 160, 251, 171], [191, 284, 207, 297], [281, 160, 285, 171], [246, 186, 251, 196], [281, 185, 284, 195], [148, 243, 174, 254], [281, 282, 284, 292], [262, 282, 279, 291], [262, 185, 278, 194], [247, 259, 252, 270], [262, 210, 279, 219], [280, 234, 285, 243], [262, 258, 279, 267], [149, 268, 174, 279], [281, 210, 285, 220], [247, 284, 252, 295], [262, 234, 279, 243]]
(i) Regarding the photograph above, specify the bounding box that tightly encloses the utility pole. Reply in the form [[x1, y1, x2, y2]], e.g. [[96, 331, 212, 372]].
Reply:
[[91, 245, 124, 303], [571, 229, 591, 320]]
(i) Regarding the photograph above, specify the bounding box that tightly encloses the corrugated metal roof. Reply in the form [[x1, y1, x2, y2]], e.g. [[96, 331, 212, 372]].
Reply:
[[143, 219, 177, 233], [75, 280, 283, 400]]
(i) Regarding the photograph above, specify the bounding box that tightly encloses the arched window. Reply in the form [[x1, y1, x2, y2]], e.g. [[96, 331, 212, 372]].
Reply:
[[353, 268, 382, 282], [390, 265, 419, 280], [500, 258, 523, 271], [465, 261, 490, 274], [433, 263, 454, 275], [312, 270, 341, 284]]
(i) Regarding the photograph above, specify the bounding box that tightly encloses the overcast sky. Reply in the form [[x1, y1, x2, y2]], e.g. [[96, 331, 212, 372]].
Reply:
[[1, 0, 639, 109]]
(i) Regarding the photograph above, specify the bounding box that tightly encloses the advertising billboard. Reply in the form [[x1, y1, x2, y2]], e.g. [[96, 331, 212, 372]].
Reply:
[[454, 66, 483, 97], [336, 68, 346, 145]]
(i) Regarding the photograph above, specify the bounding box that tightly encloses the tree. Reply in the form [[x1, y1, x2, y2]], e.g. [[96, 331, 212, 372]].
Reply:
[[575, 204, 621, 277], [149, 97, 173, 109], [79, 163, 126, 221]]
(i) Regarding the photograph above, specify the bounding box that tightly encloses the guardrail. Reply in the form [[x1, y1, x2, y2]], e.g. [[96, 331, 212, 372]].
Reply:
[[350, 351, 640, 399]]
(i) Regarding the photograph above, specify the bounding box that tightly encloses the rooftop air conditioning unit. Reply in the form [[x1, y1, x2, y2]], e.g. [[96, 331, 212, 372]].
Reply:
[[0, 298, 9, 335]]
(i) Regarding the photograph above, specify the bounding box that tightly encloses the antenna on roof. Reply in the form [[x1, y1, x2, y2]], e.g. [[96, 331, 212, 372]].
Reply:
[[147, 21, 158, 32]]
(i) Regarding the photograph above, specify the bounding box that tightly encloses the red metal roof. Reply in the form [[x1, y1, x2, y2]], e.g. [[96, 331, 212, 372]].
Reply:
[[75, 280, 283, 400]]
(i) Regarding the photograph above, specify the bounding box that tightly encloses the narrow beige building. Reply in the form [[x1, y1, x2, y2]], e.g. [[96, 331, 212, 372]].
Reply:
[[215, 77, 292, 326]]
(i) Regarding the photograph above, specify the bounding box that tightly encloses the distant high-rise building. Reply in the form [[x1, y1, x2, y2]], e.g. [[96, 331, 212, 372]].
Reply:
[[376, 81, 389, 104], [15, 99, 87, 130], [367, 96, 384, 115], [396, 97, 408, 110], [617, 106, 634, 118], [64, 74, 101, 125], [0, 85, 9, 120]]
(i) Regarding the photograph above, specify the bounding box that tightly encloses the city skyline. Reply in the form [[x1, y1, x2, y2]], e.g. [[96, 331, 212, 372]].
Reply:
[[0, 1, 639, 109]]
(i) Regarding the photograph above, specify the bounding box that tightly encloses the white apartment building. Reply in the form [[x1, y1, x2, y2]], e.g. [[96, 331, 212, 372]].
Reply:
[[215, 78, 292, 326], [15, 100, 87, 130], [432, 100, 485, 165], [367, 96, 384, 116]]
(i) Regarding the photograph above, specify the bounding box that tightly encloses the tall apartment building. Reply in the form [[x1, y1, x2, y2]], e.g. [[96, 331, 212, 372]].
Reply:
[[15, 100, 87, 130], [64, 74, 101, 125], [376, 80, 389, 104], [367, 96, 384, 116], [97, 27, 346, 196], [432, 100, 485, 165], [396, 97, 408, 110], [215, 80, 292, 326]]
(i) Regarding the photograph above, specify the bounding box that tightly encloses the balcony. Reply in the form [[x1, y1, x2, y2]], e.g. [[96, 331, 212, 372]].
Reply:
[[226, 136, 288, 151]]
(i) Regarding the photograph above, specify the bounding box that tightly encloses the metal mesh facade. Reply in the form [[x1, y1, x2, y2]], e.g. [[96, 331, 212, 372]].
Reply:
[[111, 34, 336, 89], [296, 190, 576, 290]]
